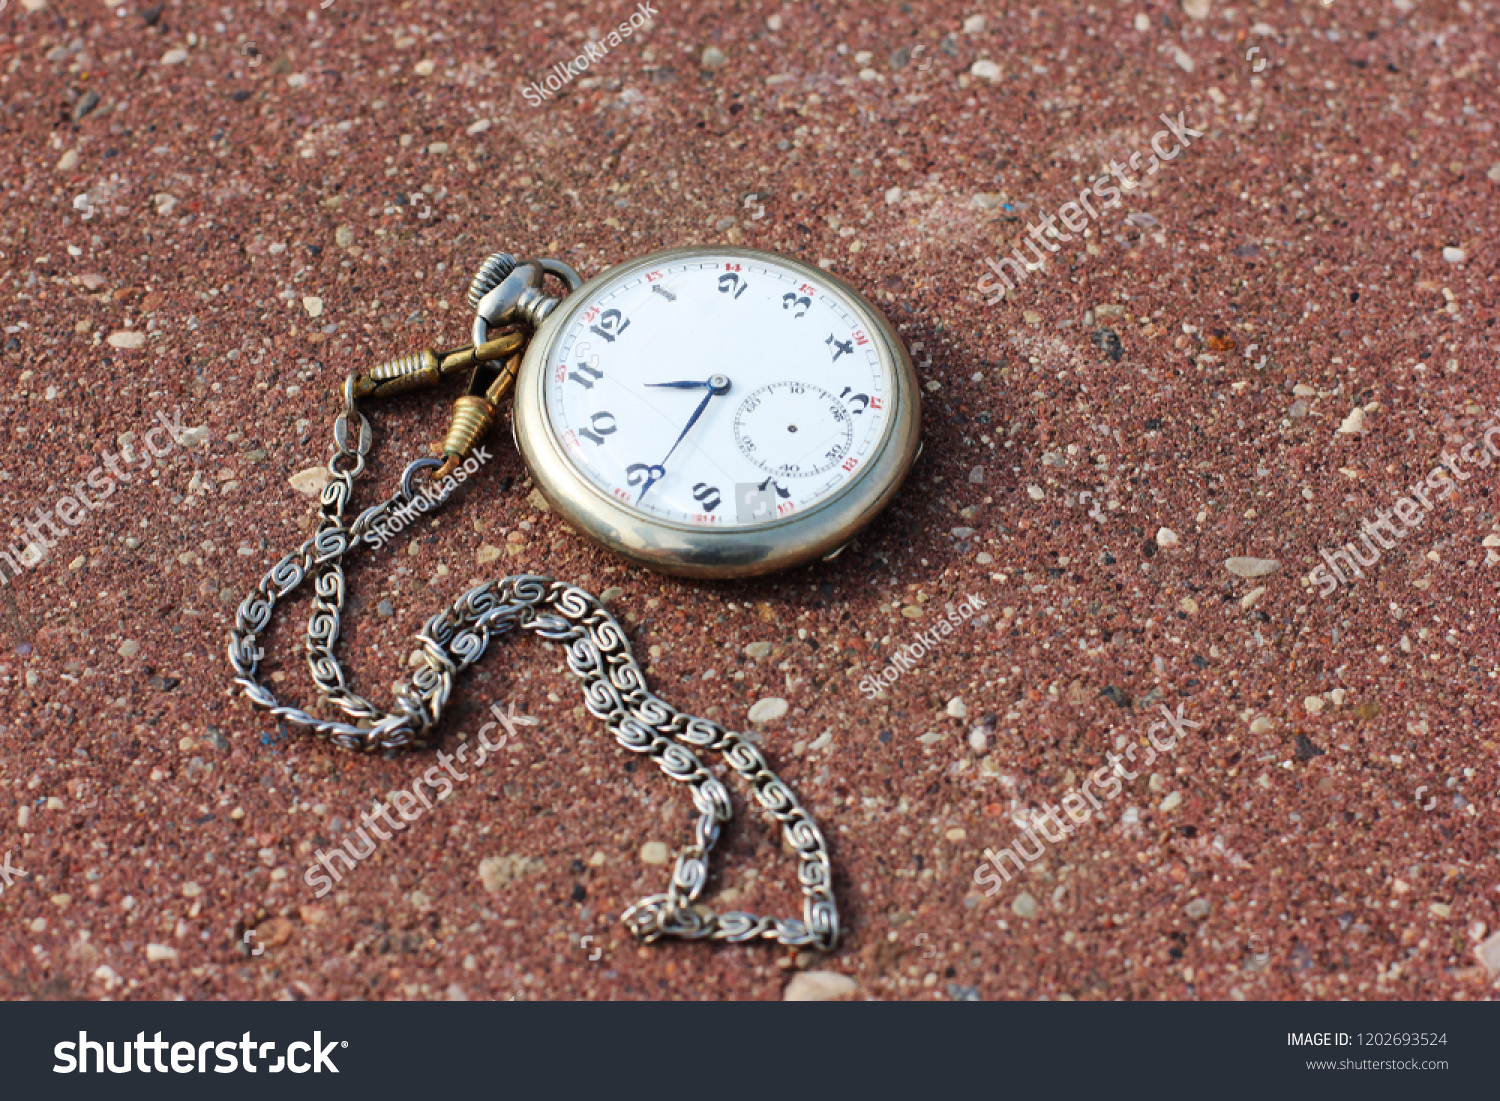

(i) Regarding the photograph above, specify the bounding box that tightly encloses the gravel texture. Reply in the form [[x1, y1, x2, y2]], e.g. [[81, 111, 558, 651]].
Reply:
[[0, 0, 1496, 1002]]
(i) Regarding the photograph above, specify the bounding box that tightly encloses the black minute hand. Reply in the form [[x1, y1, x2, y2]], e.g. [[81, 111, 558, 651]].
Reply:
[[637, 374, 731, 502]]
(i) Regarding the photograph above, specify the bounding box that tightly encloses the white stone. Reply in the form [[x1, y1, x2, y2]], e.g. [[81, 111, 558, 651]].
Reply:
[[161, 48, 189, 65], [1224, 556, 1280, 578], [744, 641, 772, 659], [1304, 696, 1325, 713], [1156, 527, 1179, 548], [301, 296, 324, 318], [1172, 47, 1195, 72], [963, 15, 987, 33], [118, 639, 140, 659], [107, 330, 146, 349], [1443, 247, 1466, 263], [413, 59, 436, 76], [1134, 12, 1151, 31], [946, 697, 968, 719], [1337, 407, 1366, 434], [784, 970, 858, 1001], [289, 466, 330, 497], [57, 148, 79, 171], [1475, 930, 1500, 981], [1181, 0, 1212, 20], [145, 943, 178, 961], [640, 841, 670, 865], [884, 186, 903, 205], [971, 59, 1002, 82], [1159, 791, 1183, 812], [478, 854, 542, 892], [747, 697, 788, 724], [1012, 892, 1038, 918]]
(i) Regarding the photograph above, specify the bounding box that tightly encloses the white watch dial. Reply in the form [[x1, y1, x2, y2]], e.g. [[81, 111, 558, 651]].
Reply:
[[544, 255, 893, 528]]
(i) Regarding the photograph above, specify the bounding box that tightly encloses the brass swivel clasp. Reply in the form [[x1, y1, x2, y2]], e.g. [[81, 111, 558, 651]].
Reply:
[[347, 251, 583, 480]]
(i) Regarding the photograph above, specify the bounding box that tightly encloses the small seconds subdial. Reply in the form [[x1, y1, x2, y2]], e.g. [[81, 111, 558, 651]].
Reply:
[[734, 382, 854, 478]]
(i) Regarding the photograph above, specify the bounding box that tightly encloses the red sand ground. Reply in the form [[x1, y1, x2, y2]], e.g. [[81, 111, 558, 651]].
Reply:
[[0, 0, 1496, 1001]]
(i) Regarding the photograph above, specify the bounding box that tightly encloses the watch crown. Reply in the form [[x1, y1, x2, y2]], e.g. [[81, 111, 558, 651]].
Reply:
[[466, 252, 518, 312]]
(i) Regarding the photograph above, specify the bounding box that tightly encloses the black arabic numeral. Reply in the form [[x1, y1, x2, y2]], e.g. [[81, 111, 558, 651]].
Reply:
[[589, 309, 631, 342], [576, 411, 618, 445], [782, 293, 811, 318], [691, 483, 722, 513], [568, 363, 604, 389]]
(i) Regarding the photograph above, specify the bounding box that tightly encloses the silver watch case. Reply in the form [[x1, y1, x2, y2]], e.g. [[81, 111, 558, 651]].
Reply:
[[512, 246, 921, 579]]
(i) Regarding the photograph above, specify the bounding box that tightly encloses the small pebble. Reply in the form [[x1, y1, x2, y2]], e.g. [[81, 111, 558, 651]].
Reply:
[[1180, 0, 1212, 20], [1224, 556, 1280, 578], [639, 841, 670, 865], [118, 640, 140, 659], [161, 48, 189, 65], [1442, 246, 1466, 263], [107, 330, 146, 349], [971, 59, 1001, 82], [946, 697, 967, 719], [968, 465, 985, 484], [1337, 407, 1366, 434], [785, 971, 858, 1001], [701, 46, 727, 69], [377, 599, 394, 617], [289, 466, 330, 497], [146, 944, 178, 961], [1475, 930, 1500, 980], [1011, 892, 1037, 919], [744, 641, 772, 659], [747, 697, 788, 724], [1185, 898, 1211, 919], [72, 90, 100, 122], [1155, 527, 1179, 548]]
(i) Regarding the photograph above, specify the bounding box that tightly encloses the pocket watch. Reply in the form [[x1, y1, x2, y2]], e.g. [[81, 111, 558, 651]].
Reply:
[[480, 245, 920, 578], [226, 246, 916, 950]]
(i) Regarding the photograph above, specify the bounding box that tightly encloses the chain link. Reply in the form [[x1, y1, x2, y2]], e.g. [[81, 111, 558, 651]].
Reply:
[[228, 388, 840, 951]]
